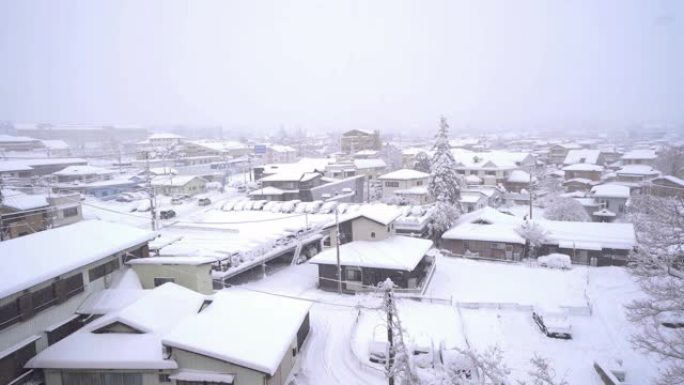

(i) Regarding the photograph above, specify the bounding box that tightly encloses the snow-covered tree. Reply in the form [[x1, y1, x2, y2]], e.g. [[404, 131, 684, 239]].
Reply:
[[625, 194, 684, 385], [516, 221, 549, 259], [543, 197, 590, 222], [414, 152, 431, 173], [655, 145, 684, 176], [525, 355, 568, 385], [380, 279, 419, 385], [429, 117, 462, 204], [382, 143, 404, 171], [428, 117, 463, 243]]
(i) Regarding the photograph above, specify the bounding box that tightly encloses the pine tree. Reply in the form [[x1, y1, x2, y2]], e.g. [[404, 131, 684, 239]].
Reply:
[[413, 152, 431, 173]]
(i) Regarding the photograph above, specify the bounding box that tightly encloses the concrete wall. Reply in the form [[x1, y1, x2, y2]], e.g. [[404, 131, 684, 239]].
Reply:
[[130, 263, 214, 294]]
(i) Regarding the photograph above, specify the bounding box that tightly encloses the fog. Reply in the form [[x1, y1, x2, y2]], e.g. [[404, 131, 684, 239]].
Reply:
[[0, 0, 682, 133]]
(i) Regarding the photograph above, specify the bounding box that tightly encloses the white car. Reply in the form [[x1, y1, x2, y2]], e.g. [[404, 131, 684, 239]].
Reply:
[[532, 306, 573, 339], [537, 253, 572, 270], [410, 335, 435, 369], [369, 327, 389, 365]]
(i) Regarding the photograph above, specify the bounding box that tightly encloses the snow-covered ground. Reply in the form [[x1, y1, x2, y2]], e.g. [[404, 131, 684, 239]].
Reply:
[[227, 253, 660, 384]]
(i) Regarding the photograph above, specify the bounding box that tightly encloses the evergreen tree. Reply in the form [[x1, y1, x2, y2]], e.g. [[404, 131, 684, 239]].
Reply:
[[428, 117, 462, 204], [413, 152, 431, 173]]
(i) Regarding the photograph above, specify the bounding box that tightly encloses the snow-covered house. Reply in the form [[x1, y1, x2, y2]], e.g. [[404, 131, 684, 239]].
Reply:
[[503, 169, 535, 193], [163, 290, 312, 385], [621, 149, 657, 166], [309, 236, 436, 293], [458, 191, 488, 213], [127, 256, 217, 294], [0, 134, 44, 152], [441, 207, 636, 266], [562, 163, 603, 182], [0, 191, 49, 239], [151, 175, 207, 197], [340, 129, 380, 153], [562, 149, 605, 166], [40, 140, 71, 157], [615, 165, 659, 184], [147, 133, 186, 147], [0, 221, 154, 385], [27, 283, 205, 385], [265, 145, 297, 164], [352, 158, 387, 181], [451, 150, 536, 186], [589, 184, 631, 217], [645, 175, 684, 198], [379, 169, 431, 204], [51, 165, 116, 184], [562, 178, 597, 193], [548, 143, 582, 164], [321, 204, 402, 248]]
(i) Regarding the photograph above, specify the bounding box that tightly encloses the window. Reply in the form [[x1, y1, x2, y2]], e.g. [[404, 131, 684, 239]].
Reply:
[[63, 207, 79, 217], [0, 339, 36, 385], [0, 300, 20, 330], [384, 181, 399, 187], [416, 181, 423, 186], [153, 277, 175, 287], [48, 315, 89, 345], [89, 259, 120, 282], [371, 232, 376, 238], [345, 268, 362, 281], [485, 171, 496, 176], [61, 372, 143, 385], [159, 374, 171, 383], [32, 285, 57, 312]]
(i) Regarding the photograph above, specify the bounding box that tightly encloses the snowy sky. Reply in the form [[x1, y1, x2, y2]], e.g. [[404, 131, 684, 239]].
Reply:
[[0, 0, 682, 133]]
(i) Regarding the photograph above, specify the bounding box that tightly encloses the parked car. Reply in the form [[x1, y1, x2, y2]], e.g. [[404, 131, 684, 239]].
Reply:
[[198, 197, 212, 206], [171, 197, 183, 205], [159, 210, 176, 220], [237, 185, 247, 193], [537, 253, 572, 270], [659, 311, 684, 328], [532, 306, 572, 339], [410, 335, 435, 369], [369, 327, 389, 364]]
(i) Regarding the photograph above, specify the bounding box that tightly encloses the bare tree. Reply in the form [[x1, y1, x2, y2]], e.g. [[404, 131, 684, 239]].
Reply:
[[625, 194, 684, 385], [655, 145, 684, 176], [524, 355, 568, 385]]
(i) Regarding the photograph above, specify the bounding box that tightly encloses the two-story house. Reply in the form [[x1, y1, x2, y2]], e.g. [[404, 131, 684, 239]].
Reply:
[[379, 169, 431, 204], [0, 220, 154, 385]]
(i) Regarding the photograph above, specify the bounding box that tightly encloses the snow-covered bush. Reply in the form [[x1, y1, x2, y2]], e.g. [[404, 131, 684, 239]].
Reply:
[[543, 197, 590, 222]]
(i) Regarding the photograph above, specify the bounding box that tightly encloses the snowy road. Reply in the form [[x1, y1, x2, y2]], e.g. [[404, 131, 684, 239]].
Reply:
[[294, 305, 385, 385]]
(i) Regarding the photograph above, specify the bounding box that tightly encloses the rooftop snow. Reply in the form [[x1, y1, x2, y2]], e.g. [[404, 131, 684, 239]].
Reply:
[[622, 149, 657, 160], [0, 134, 39, 143], [126, 256, 217, 266], [507, 169, 533, 183], [53, 165, 115, 176], [0, 189, 49, 210], [379, 169, 429, 180], [0, 220, 155, 298], [654, 175, 684, 187], [451, 149, 533, 169], [27, 283, 204, 370], [562, 149, 602, 165], [353, 158, 387, 169], [40, 140, 69, 150], [268, 144, 296, 152], [151, 175, 204, 187], [309, 236, 433, 271], [617, 165, 659, 175], [590, 184, 631, 199], [163, 289, 311, 375], [261, 170, 320, 182], [0, 158, 87, 172], [149, 133, 185, 140], [562, 163, 603, 172], [249, 186, 292, 195]]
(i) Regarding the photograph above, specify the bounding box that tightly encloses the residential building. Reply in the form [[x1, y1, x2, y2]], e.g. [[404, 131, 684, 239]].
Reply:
[[458, 191, 488, 213], [40, 140, 71, 157], [562, 149, 605, 166], [562, 178, 597, 193], [14, 125, 148, 150], [441, 208, 636, 266], [0, 135, 44, 152], [451, 150, 536, 186], [320, 204, 402, 248], [51, 165, 116, 184], [310, 236, 436, 294], [0, 221, 154, 385], [0, 190, 50, 239], [46, 194, 83, 228], [151, 175, 207, 196], [645, 175, 684, 198], [562, 163, 603, 182], [340, 129, 380, 153], [615, 165, 659, 184], [503, 169, 535, 193], [0, 158, 88, 182], [127, 257, 217, 295], [548, 143, 582, 165], [252, 171, 365, 203], [589, 184, 630, 218], [379, 169, 430, 204], [621, 149, 657, 166], [183, 139, 250, 158], [265, 145, 297, 164]]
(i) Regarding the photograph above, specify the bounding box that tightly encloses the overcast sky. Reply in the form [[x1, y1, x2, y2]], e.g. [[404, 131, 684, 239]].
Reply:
[[0, 0, 682, 134]]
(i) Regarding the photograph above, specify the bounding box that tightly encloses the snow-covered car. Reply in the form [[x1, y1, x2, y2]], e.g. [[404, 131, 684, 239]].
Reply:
[[318, 201, 338, 214], [221, 201, 237, 211], [305, 200, 323, 214], [159, 209, 176, 220], [279, 200, 299, 213], [537, 253, 572, 270], [198, 197, 212, 206], [251, 200, 267, 210], [237, 185, 247, 193], [410, 335, 435, 369], [532, 306, 573, 339], [439, 348, 478, 381], [262, 201, 276, 212], [369, 327, 389, 364], [171, 197, 183, 205], [293, 202, 308, 214], [658, 311, 684, 328]]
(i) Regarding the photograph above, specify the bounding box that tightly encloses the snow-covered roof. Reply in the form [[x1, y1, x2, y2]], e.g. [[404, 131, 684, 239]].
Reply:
[[0, 189, 49, 210], [353, 158, 387, 170], [562, 178, 595, 185], [260, 158, 332, 176], [442, 207, 636, 250], [53, 165, 115, 176], [148, 167, 177, 175], [249, 186, 293, 196], [151, 175, 204, 187], [0, 220, 155, 298], [0, 158, 87, 172], [379, 169, 429, 180], [562, 163, 603, 172], [458, 191, 486, 203], [395, 186, 429, 195], [149, 133, 185, 140], [0, 134, 39, 143], [562, 149, 602, 165], [622, 149, 657, 160], [590, 184, 631, 199], [268, 144, 296, 153], [465, 175, 482, 184], [187, 139, 247, 152], [127, 256, 217, 266], [652, 175, 684, 187], [354, 149, 379, 156], [27, 283, 204, 370], [451, 149, 533, 170], [507, 169, 533, 183], [261, 171, 321, 182], [309, 236, 433, 271], [170, 371, 235, 383], [336, 204, 403, 226], [553, 143, 582, 150], [163, 290, 311, 375], [617, 165, 659, 175], [40, 139, 69, 150]]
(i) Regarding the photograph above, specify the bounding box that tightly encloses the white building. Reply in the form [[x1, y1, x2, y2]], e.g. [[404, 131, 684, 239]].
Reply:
[[0, 221, 154, 385], [378, 169, 431, 204]]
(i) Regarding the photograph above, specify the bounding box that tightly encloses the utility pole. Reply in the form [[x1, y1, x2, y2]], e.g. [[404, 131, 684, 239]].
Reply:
[[0, 178, 4, 242], [385, 282, 395, 385], [335, 207, 342, 294], [145, 151, 157, 231], [528, 165, 534, 220]]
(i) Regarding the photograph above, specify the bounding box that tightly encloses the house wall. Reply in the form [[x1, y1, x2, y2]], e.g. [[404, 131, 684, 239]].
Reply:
[[540, 245, 630, 266], [382, 177, 428, 198], [647, 180, 684, 198], [351, 217, 393, 242], [171, 348, 265, 385], [43, 369, 161, 385], [594, 197, 628, 215], [0, 211, 47, 239], [0, 244, 148, 385], [317, 257, 432, 293], [130, 264, 214, 295], [441, 239, 524, 261], [564, 170, 601, 181]]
